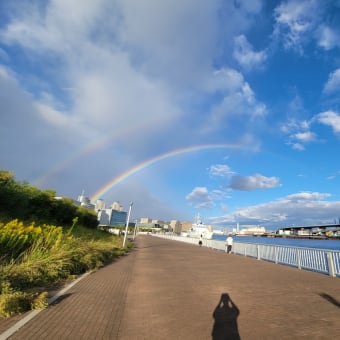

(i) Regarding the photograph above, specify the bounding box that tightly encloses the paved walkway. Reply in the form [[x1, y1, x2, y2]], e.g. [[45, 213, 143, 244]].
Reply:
[[1, 235, 340, 339]]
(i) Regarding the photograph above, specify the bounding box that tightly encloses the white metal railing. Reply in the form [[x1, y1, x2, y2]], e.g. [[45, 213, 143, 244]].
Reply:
[[153, 234, 340, 277]]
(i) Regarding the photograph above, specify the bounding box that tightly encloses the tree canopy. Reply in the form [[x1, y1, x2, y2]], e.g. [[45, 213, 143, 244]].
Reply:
[[0, 170, 98, 229]]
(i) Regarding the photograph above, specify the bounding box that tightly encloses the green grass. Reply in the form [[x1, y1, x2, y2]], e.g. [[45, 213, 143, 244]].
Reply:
[[0, 221, 132, 318]]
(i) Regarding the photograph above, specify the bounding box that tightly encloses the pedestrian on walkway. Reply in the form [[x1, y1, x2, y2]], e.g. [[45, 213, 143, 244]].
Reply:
[[199, 234, 203, 246], [226, 236, 233, 253]]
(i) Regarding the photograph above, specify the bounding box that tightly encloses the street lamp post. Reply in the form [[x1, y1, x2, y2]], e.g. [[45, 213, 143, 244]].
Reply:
[[123, 202, 133, 248]]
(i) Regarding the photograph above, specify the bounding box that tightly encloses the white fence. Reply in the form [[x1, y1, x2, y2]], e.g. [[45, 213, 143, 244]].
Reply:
[[154, 234, 340, 277]]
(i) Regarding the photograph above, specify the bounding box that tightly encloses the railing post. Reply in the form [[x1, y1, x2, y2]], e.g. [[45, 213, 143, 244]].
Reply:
[[297, 249, 301, 269], [326, 252, 336, 277], [257, 245, 261, 260], [275, 247, 278, 264]]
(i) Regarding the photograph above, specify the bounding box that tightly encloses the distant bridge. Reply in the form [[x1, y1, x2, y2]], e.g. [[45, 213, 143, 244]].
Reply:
[[277, 224, 340, 237]]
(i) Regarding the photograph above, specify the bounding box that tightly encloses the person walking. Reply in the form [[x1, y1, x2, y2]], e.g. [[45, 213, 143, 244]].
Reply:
[[226, 236, 233, 254], [199, 234, 203, 246]]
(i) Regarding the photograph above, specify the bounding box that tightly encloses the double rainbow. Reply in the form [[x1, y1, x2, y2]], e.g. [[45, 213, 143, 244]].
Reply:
[[90, 143, 244, 202]]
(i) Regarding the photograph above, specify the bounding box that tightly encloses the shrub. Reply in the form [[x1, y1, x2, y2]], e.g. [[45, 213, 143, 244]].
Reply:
[[0, 281, 48, 318]]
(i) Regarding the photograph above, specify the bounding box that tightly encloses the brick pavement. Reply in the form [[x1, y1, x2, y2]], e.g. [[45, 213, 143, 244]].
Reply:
[[1, 235, 340, 339]]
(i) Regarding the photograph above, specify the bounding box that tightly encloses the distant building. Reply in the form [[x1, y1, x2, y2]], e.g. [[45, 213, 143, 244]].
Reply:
[[94, 199, 127, 226], [95, 199, 105, 211], [170, 220, 181, 234], [111, 201, 123, 211], [76, 192, 95, 209], [98, 208, 127, 226], [140, 217, 152, 223], [181, 221, 192, 233], [152, 219, 165, 225], [136, 217, 165, 231]]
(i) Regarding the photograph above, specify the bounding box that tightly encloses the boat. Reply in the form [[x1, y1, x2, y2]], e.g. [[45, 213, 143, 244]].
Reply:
[[187, 214, 214, 239]]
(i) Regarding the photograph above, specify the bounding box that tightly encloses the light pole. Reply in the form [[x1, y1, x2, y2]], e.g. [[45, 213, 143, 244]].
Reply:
[[123, 202, 133, 247], [133, 219, 138, 240]]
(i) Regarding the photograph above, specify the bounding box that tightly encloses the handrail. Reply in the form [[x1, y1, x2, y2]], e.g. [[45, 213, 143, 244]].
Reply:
[[153, 234, 340, 277]]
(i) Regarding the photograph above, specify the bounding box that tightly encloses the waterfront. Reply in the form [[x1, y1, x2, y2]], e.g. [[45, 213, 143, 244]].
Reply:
[[213, 234, 340, 250], [2, 235, 340, 339]]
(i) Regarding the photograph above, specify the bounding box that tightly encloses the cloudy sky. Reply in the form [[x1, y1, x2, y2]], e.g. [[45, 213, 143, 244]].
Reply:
[[1, 0, 340, 230]]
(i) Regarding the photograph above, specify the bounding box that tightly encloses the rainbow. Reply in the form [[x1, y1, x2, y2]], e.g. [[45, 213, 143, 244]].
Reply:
[[90, 143, 245, 202], [33, 133, 119, 187], [33, 117, 150, 187]]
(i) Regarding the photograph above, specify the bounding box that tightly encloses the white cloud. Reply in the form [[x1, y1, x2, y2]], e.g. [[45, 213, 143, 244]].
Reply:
[[0, 64, 78, 180], [317, 111, 340, 134], [0, 0, 272, 155], [233, 35, 267, 70], [0, 0, 269, 152], [1, 0, 114, 54], [208, 68, 245, 93], [281, 118, 310, 134], [0, 47, 9, 62], [228, 174, 281, 191], [185, 186, 229, 209], [291, 143, 305, 151], [185, 187, 214, 209], [211, 191, 340, 229], [185, 188, 212, 209], [286, 192, 330, 201], [293, 131, 316, 143], [186, 187, 210, 201], [0, 0, 186, 155], [281, 118, 317, 150], [284, 109, 340, 150], [116, 0, 220, 91], [209, 164, 234, 177], [323, 68, 340, 94], [206, 67, 267, 131], [210, 190, 230, 201], [273, 0, 323, 52], [316, 25, 340, 50]]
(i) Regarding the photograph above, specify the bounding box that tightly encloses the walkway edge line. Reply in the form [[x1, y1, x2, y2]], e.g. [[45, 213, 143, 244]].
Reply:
[[0, 272, 91, 340]]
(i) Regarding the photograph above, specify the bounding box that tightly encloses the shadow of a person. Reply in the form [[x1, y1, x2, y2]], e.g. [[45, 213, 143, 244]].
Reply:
[[212, 293, 240, 340]]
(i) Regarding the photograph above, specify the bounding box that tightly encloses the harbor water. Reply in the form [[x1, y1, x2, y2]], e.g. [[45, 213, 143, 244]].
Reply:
[[213, 234, 340, 251]]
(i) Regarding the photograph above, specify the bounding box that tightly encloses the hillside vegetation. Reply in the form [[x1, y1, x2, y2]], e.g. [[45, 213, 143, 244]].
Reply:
[[0, 170, 131, 318]]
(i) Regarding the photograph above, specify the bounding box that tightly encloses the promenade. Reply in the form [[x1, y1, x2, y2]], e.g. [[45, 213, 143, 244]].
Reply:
[[1, 235, 340, 339]]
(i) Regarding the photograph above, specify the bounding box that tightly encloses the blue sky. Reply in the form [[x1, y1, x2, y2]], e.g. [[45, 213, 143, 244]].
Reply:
[[1, 0, 340, 230]]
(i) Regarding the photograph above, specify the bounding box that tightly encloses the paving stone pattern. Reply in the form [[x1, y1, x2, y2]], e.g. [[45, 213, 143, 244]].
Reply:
[[1, 235, 340, 339]]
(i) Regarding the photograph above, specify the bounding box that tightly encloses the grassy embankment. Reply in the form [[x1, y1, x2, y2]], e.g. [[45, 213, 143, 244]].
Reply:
[[0, 170, 132, 318], [0, 219, 131, 318]]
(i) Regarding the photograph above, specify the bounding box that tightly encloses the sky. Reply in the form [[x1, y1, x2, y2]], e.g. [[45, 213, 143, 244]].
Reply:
[[1, 0, 340, 231]]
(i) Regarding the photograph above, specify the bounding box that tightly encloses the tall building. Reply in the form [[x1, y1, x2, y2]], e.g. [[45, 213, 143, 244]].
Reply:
[[170, 220, 181, 234], [94, 199, 127, 226], [98, 208, 127, 226], [95, 199, 105, 211], [111, 201, 123, 211]]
